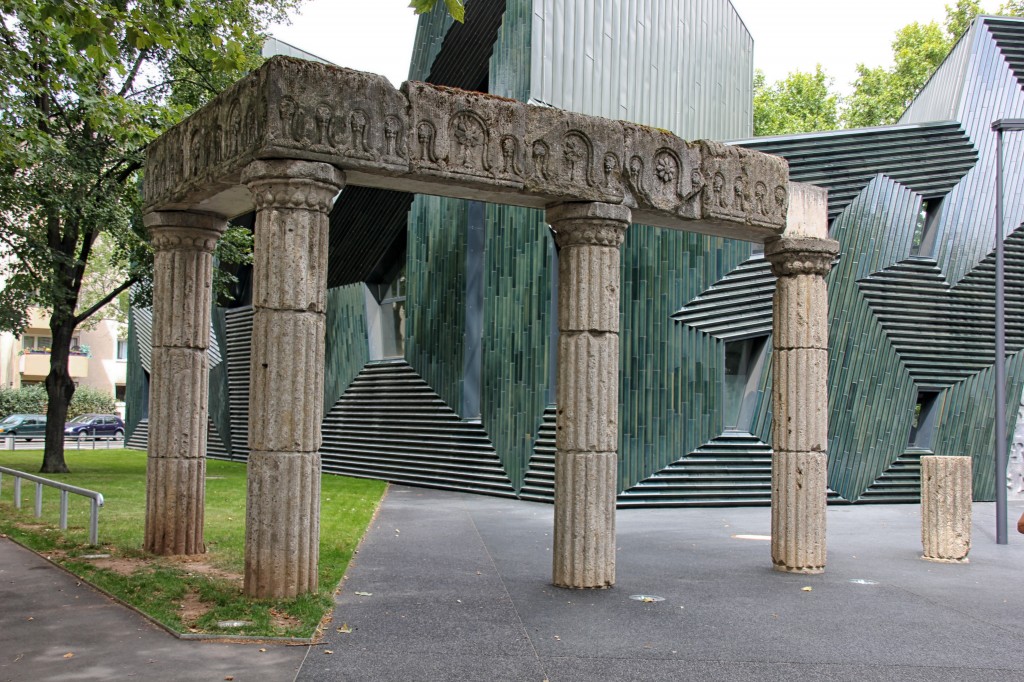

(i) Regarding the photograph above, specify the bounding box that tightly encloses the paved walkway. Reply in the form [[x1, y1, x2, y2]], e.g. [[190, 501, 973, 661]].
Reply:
[[302, 487, 1024, 682], [2, 486, 1023, 681]]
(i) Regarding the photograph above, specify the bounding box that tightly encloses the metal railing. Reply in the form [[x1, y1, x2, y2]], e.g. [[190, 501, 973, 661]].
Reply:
[[0, 465, 104, 544]]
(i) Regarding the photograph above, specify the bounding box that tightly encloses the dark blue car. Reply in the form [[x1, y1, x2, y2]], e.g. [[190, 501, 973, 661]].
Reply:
[[64, 414, 125, 440]]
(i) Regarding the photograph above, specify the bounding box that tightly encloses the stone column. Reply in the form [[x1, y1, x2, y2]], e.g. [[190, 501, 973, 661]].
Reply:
[[143, 210, 227, 556], [546, 202, 630, 589], [241, 160, 344, 598], [764, 236, 839, 573], [921, 455, 972, 562]]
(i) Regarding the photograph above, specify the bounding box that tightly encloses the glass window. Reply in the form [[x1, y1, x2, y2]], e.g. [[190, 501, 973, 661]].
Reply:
[[378, 264, 407, 359], [908, 390, 942, 450], [910, 198, 942, 257], [723, 336, 769, 433], [116, 339, 128, 360]]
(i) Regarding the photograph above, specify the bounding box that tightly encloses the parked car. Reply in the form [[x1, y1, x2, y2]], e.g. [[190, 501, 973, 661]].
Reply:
[[0, 414, 47, 440], [64, 414, 125, 440]]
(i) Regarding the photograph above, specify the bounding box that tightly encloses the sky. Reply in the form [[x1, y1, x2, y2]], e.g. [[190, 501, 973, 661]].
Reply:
[[268, 0, 980, 94]]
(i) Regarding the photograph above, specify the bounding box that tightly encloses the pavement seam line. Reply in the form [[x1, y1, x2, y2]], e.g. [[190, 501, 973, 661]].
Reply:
[[466, 498, 549, 680]]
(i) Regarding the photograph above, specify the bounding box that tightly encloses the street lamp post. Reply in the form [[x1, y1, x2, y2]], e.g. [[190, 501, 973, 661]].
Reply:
[[990, 118, 1024, 545]]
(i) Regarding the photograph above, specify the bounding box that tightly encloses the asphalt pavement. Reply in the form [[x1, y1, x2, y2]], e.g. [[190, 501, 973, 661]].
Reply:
[[2, 485, 1023, 682]]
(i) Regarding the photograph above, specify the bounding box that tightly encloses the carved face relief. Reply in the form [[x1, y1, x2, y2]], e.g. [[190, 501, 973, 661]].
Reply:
[[532, 140, 549, 179], [500, 136, 518, 175], [416, 121, 438, 164], [563, 133, 589, 184], [754, 181, 768, 216], [603, 153, 618, 187], [733, 176, 747, 212], [349, 110, 372, 156], [314, 104, 333, 146], [384, 115, 403, 159], [774, 186, 787, 218], [712, 172, 727, 208]]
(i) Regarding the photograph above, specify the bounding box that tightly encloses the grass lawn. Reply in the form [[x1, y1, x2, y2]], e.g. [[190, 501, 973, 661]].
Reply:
[[0, 448, 386, 638]]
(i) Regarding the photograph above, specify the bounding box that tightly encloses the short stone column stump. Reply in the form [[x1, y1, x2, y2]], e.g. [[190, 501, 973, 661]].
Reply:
[[920, 455, 972, 563]]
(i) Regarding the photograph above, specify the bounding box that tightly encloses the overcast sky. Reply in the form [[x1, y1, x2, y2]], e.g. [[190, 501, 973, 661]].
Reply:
[[268, 0, 981, 94]]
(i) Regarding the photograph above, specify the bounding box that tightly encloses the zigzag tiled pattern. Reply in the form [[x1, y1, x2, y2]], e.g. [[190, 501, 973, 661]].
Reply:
[[859, 226, 1024, 386], [320, 360, 517, 498], [672, 257, 774, 339]]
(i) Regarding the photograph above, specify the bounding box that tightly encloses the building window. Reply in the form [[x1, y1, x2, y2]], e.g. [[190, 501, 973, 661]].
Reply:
[[910, 198, 942, 257], [908, 389, 943, 450], [723, 336, 769, 433], [115, 384, 126, 402], [21, 335, 53, 352], [375, 263, 407, 359], [116, 339, 128, 361]]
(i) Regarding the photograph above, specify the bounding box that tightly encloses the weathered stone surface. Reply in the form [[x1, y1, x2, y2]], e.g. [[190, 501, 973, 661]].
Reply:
[[771, 349, 829, 453], [243, 160, 344, 314], [242, 158, 342, 598], [552, 450, 617, 589], [144, 211, 226, 557], [148, 347, 210, 459], [248, 310, 326, 453], [771, 451, 827, 573], [144, 57, 789, 240], [245, 451, 321, 598], [921, 456, 972, 563], [547, 202, 629, 589], [145, 456, 206, 555], [764, 233, 837, 574], [780, 183, 828, 240]]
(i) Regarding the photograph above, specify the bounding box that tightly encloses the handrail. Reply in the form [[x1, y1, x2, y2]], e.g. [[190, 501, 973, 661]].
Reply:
[[0, 465, 104, 544]]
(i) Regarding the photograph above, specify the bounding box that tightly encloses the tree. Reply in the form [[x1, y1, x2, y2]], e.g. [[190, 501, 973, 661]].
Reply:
[[0, 0, 283, 473], [844, 1, 985, 127], [753, 66, 841, 136], [408, 0, 465, 22]]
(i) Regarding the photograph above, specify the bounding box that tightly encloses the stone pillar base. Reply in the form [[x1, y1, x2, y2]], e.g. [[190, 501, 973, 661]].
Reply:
[[552, 451, 616, 589], [921, 455, 972, 563], [244, 451, 321, 598], [144, 457, 206, 555], [771, 451, 827, 574]]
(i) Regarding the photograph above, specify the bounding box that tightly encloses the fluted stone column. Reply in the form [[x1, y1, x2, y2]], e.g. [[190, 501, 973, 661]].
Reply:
[[921, 455, 972, 562], [144, 211, 227, 556], [241, 159, 344, 598], [547, 202, 630, 589], [764, 236, 839, 573]]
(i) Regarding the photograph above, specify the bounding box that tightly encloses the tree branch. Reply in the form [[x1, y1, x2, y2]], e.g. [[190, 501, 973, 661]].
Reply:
[[117, 48, 149, 98], [74, 276, 137, 326]]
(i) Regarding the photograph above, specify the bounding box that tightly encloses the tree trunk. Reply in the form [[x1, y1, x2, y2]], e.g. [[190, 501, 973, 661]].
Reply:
[[41, 315, 77, 474]]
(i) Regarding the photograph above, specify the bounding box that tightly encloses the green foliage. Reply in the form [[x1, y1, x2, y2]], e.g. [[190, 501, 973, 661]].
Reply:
[[0, 450, 386, 637], [409, 0, 465, 23], [753, 66, 841, 136], [67, 386, 118, 418], [0, 0, 293, 469], [0, 385, 49, 418], [843, 1, 985, 127], [0, 385, 116, 419]]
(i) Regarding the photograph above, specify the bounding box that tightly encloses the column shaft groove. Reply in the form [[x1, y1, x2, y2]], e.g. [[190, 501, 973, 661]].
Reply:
[[241, 159, 344, 598], [548, 201, 630, 589], [143, 211, 226, 556]]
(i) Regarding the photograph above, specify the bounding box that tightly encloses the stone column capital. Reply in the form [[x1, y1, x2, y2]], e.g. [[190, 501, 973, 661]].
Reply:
[[546, 202, 631, 249], [242, 159, 345, 213], [144, 211, 227, 253], [763, 237, 840, 278]]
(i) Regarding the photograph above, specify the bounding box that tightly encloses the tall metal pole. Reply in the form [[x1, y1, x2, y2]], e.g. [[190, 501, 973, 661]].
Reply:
[[994, 127, 1008, 545]]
